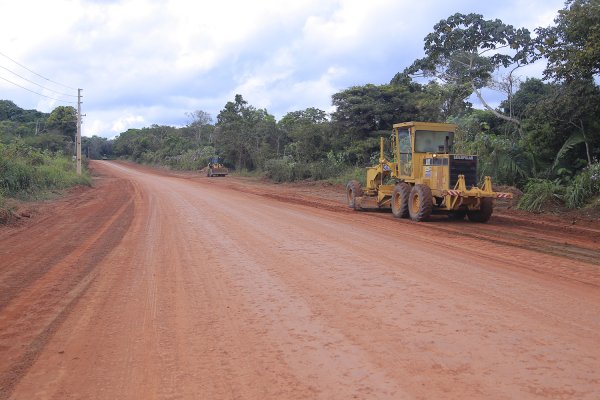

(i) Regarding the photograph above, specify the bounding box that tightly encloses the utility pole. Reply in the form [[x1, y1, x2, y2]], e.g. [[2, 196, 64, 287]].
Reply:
[[76, 88, 82, 175]]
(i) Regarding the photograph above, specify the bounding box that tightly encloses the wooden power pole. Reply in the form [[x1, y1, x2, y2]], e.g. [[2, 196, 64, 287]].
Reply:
[[76, 88, 82, 175]]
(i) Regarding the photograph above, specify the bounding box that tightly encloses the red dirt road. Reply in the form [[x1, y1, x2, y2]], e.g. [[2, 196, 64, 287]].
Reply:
[[1, 161, 599, 399]]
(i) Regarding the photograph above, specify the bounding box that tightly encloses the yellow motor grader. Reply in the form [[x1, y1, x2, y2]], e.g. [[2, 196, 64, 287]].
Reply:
[[207, 157, 229, 177], [346, 121, 512, 222]]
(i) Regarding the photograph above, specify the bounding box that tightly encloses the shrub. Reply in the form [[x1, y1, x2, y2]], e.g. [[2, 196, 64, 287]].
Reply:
[[263, 158, 310, 182], [564, 162, 600, 208], [326, 167, 365, 185], [265, 149, 354, 183], [165, 147, 216, 170], [0, 142, 90, 199], [307, 160, 339, 180], [517, 179, 564, 212]]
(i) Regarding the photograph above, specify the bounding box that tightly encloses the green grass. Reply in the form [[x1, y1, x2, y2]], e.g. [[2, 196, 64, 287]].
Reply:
[[35, 159, 91, 190]]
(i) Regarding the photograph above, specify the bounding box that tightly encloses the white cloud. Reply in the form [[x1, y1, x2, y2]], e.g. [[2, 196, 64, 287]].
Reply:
[[110, 113, 145, 134]]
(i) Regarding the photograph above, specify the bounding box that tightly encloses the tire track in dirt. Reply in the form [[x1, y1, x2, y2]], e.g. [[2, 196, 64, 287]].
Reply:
[[0, 173, 134, 310], [153, 187, 323, 398], [0, 173, 136, 400], [167, 187, 405, 399]]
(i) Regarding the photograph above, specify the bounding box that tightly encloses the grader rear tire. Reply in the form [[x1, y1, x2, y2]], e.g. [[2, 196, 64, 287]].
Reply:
[[346, 180, 363, 210], [408, 184, 432, 222], [467, 197, 493, 222], [391, 183, 411, 218]]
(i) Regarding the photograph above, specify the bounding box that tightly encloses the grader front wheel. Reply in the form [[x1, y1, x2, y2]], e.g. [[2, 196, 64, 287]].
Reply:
[[467, 197, 493, 222], [346, 180, 363, 211], [408, 184, 432, 222], [391, 183, 411, 218]]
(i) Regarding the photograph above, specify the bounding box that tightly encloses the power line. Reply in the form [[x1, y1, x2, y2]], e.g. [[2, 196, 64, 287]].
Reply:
[[0, 64, 77, 98], [0, 75, 76, 104], [0, 50, 76, 91]]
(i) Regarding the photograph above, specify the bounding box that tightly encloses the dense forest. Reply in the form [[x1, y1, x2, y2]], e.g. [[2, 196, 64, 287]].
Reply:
[[1, 0, 599, 212]]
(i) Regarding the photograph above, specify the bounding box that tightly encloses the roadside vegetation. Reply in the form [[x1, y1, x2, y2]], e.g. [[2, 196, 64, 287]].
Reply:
[[1, 0, 598, 215], [0, 143, 90, 198], [0, 104, 91, 222]]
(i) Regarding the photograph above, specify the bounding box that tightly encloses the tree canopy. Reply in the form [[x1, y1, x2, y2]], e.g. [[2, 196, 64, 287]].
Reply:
[[535, 0, 600, 81], [407, 13, 533, 125], [46, 106, 77, 138]]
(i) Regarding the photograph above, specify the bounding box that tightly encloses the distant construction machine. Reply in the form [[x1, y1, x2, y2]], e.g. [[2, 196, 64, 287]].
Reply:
[[206, 157, 229, 177], [346, 121, 512, 222]]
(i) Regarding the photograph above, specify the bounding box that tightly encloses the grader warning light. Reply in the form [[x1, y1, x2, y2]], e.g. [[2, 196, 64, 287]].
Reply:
[[346, 121, 512, 222]]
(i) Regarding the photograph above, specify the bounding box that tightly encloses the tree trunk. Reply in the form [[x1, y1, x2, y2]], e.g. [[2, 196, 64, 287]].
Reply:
[[579, 120, 592, 165], [471, 83, 521, 126]]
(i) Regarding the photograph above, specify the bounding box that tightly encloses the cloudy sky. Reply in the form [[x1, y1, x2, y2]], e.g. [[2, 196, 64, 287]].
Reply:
[[0, 0, 565, 138]]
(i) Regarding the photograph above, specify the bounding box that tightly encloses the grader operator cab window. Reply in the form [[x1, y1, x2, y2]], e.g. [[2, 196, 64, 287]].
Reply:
[[397, 128, 412, 176], [414, 130, 454, 153]]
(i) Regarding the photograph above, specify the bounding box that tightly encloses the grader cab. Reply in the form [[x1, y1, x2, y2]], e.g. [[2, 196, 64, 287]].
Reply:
[[346, 121, 512, 222]]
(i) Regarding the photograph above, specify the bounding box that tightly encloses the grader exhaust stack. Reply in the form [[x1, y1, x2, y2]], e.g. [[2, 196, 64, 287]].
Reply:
[[346, 121, 512, 222]]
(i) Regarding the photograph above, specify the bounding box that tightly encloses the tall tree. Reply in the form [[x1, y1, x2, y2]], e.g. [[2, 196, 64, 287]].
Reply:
[[216, 94, 276, 170], [406, 13, 533, 126]]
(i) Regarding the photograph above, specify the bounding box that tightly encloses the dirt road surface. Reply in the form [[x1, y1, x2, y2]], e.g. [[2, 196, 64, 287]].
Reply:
[[1, 161, 599, 399]]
